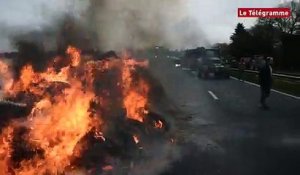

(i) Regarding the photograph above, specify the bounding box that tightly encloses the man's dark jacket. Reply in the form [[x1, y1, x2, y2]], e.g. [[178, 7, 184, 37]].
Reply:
[[259, 64, 272, 93]]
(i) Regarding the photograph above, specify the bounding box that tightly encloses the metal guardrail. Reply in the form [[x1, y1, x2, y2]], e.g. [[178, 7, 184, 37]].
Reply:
[[229, 68, 300, 80]]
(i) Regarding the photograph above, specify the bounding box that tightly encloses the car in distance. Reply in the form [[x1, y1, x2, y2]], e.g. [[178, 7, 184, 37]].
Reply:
[[197, 57, 229, 79]]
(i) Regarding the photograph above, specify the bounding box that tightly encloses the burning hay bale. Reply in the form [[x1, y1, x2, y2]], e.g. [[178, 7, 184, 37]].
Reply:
[[0, 100, 28, 127], [0, 46, 175, 175]]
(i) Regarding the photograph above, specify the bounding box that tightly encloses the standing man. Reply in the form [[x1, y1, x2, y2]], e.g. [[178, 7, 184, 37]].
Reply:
[[258, 57, 273, 109]]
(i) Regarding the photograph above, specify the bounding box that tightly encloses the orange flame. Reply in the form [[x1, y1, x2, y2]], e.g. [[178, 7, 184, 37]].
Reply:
[[22, 87, 94, 174], [0, 47, 151, 174], [122, 58, 149, 122], [94, 131, 106, 142], [102, 165, 113, 171], [0, 59, 13, 93], [0, 126, 14, 174], [133, 135, 140, 144], [66, 46, 81, 67], [154, 120, 163, 129]]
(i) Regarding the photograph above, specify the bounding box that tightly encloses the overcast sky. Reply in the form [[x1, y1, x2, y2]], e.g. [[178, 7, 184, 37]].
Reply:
[[186, 0, 282, 44], [0, 0, 284, 51]]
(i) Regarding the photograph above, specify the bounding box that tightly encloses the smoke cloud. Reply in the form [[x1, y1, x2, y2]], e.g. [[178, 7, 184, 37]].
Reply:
[[3, 0, 207, 51], [85, 0, 208, 50]]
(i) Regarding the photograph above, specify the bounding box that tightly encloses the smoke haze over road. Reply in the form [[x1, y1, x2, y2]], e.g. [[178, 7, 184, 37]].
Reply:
[[0, 0, 279, 51]]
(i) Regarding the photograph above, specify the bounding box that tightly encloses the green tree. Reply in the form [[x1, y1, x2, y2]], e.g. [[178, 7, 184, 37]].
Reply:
[[229, 23, 253, 59], [249, 24, 276, 56], [258, 1, 300, 34], [212, 43, 230, 59]]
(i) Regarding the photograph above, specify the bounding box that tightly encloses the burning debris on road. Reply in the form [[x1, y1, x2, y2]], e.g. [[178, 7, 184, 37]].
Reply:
[[0, 46, 176, 175]]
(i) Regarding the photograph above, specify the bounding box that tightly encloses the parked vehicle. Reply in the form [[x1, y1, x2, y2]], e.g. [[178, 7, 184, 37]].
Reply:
[[170, 56, 181, 67], [181, 47, 206, 70], [197, 57, 229, 79]]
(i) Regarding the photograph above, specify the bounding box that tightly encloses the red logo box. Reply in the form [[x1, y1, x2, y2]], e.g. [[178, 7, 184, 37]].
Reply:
[[238, 8, 291, 18]]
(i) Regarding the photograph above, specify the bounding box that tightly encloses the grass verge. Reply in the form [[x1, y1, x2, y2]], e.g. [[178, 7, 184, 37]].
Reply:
[[230, 70, 300, 97]]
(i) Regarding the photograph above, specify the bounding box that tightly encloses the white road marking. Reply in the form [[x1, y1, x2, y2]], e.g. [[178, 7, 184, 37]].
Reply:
[[230, 76, 300, 100], [230, 76, 238, 80], [270, 89, 300, 100], [208, 91, 219, 100]]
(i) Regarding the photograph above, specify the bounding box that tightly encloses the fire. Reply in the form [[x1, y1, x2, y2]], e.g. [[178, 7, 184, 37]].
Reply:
[[122, 58, 149, 122], [0, 46, 152, 174], [0, 59, 13, 93], [102, 165, 113, 171], [154, 120, 163, 129], [66, 46, 81, 67], [0, 76, 98, 174], [0, 126, 14, 175], [133, 135, 140, 144], [94, 131, 106, 142], [9, 65, 69, 96], [20, 87, 95, 174]]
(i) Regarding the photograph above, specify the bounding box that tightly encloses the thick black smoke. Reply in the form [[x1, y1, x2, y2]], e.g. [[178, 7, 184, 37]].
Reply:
[[10, 14, 99, 75], [12, 40, 47, 78], [86, 0, 207, 50], [8, 0, 207, 53]]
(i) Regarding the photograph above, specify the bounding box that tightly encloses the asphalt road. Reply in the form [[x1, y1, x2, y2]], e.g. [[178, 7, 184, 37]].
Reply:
[[148, 57, 300, 175]]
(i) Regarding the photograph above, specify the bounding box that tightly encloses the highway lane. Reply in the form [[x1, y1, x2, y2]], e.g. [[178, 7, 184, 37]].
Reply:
[[149, 57, 300, 175]]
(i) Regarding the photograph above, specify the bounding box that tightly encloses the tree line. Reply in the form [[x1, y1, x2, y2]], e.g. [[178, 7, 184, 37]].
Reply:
[[216, 1, 300, 71]]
